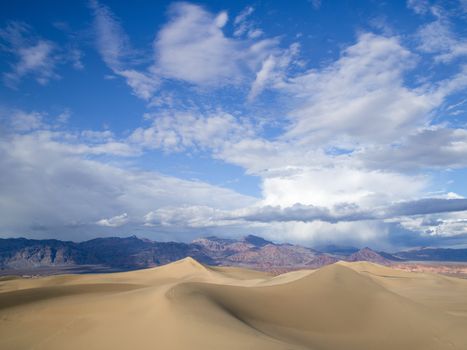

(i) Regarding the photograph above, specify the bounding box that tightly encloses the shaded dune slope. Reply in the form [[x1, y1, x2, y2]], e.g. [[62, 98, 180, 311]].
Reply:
[[0, 258, 466, 350]]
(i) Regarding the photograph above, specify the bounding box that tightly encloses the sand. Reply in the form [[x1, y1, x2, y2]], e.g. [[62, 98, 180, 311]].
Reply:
[[1, 258, 466, 350]]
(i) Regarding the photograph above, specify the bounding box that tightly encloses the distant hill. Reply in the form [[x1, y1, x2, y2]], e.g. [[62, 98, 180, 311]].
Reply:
[[394, 247, 467, 262], [347, 247, 391, 266], [2, 235, 467, 274]]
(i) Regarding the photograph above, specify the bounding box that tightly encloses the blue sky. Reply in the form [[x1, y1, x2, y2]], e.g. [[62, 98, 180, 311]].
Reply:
[[1, 0, 467, 250]]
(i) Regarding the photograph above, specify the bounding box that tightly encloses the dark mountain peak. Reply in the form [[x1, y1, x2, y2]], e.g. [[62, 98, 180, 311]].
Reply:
[[243, 235, 272, 247]]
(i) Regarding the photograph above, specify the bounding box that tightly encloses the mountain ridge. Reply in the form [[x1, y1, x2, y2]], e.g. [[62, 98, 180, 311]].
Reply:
[[1, 235, 467, 274]]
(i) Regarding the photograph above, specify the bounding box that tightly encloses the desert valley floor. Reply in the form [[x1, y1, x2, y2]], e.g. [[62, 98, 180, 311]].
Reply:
[[1, 258, 467, 350]]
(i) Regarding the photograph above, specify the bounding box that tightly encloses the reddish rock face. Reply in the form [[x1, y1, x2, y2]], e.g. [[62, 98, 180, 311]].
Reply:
[[193, 236, 330, 269], [347, 247, 391, 265]]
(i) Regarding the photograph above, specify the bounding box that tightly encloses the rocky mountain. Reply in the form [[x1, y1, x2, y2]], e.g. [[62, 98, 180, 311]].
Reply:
[[2, 235, 467, 275], [193, 235, 321, 269], [0, 236, 214, 272], [0, 238, 85, 269], [347, 247, 392, 266]]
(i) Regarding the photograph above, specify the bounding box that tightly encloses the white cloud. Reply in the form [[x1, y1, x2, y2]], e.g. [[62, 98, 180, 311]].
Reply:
[[117, 69, 159, 100], [90, 0, 158, 100], [128, 31, 467, 247], [248, 55, 276, 101], [89, 2, 291, 99], [144, 206, 234, 228], [130, 110, 254, 153], [141, 198, 467, 244], [416, 16, 467, 63], [260, 167, 428, 209], [282, 33, 438, 145], [9, 110, 44, 131], [97, 213, 129, 227], [233, 6, 260, 38], [397, 211, 467, 238], [215, 11, 228, 28], [3, 2, 467, 249], [234, 6, 254, 26], [154, 3, 240, 85], [0, 22, 59, 87], [0, 121, 255, 239], [153, 3, 279, 87], [248, 42, 300, 101], [89, 0, 129, 70]]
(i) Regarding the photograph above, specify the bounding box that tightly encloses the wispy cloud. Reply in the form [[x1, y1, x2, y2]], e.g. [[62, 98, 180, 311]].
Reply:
[[89, 0, 158, 100], [416, 14, 467, 63], [0, 22, 58, 87], [0, 20, 85, 88]]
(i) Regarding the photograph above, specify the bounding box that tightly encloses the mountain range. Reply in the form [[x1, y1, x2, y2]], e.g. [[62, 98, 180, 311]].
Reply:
[[1, 235, 467, 274]]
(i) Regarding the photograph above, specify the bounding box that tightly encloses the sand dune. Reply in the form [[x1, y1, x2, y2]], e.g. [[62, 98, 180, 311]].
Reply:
[[0, 258, 466, 350]]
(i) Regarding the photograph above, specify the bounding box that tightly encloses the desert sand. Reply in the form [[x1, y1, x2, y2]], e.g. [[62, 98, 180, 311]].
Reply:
[[1, 258, 467, 350]]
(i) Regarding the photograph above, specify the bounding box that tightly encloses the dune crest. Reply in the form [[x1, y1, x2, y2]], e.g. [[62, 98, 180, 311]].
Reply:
[[0, 259, 466, 350]]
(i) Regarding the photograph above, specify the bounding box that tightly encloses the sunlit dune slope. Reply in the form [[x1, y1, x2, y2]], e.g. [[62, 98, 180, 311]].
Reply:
[[1, 258, 467, 350]]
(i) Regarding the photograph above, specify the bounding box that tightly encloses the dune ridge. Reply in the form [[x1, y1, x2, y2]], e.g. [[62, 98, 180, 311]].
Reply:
[[0, 258, 467, 350]]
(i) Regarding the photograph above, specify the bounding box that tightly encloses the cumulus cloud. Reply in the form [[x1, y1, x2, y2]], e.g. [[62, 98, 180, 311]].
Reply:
[[128, 33, 467, 245], [154, 3, 240, 85], [126, 30, 467, 248], [282, 33, 438, 145], [153, 2, 281, 87]]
